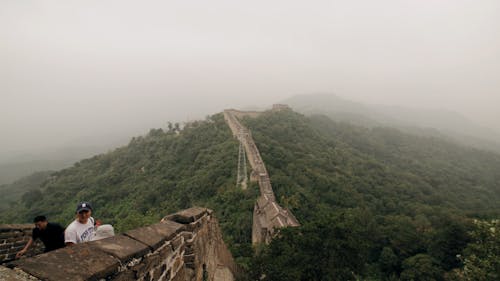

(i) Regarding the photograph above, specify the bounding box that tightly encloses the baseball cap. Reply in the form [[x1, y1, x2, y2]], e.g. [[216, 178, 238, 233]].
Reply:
[[76, 202, 92, 213]]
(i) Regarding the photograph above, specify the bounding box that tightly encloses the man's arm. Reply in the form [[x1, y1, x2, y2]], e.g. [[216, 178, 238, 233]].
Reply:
[[16, 238, 33, 259]]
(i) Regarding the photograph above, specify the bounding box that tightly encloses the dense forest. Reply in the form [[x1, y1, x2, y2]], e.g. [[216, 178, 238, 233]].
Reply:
[[242, 111, 500, 280], [283, 94, 500, 154], [1, 110, 499, 280]]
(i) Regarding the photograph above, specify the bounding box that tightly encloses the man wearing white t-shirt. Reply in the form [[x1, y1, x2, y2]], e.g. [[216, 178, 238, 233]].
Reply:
[[65, 202, 95, 245]]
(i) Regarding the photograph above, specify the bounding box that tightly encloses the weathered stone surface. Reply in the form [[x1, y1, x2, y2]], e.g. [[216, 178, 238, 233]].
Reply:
[[0, 225, 33, 232], [125, 221, 184, 251], [164, 207, 208, 224], [171, 265, 186, 281], [214, 265, 234, 281], [158, 244, 174, 261], [0, 265, 39, 281], [0, 225, 43, 264], [141, 253, 161, 276], [170, 236, 184, 251], [90, 234, 150, 262], [111, 270, 136, 281], [11, 242, 119, 281]]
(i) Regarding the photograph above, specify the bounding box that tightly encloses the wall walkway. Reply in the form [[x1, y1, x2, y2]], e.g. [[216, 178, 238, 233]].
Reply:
[[223, 108, 299, 245]]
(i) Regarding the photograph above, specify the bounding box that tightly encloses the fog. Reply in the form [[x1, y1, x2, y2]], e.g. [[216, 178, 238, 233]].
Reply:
[[2, 0, 500, 160]]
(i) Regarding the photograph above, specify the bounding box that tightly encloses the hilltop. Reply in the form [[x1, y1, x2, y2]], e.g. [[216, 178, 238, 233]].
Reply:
[[1, 109, 499, 280], [283, 94, 500, 153]]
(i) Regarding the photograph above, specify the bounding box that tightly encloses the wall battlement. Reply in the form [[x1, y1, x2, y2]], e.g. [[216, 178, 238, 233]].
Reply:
[[2, 207, 238, 281], [223, 107, 299, 245], [0, 224, 44, 263]]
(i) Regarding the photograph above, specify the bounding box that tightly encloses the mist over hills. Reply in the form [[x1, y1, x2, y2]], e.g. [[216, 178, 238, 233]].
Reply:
[[283, 94, 500, 154], [3, 93, 499, 187], [0, 134, 131, 185], [1, 108, 499, 279]]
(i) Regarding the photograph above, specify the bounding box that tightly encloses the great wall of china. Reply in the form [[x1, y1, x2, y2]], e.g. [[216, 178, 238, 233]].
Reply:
[[1, 207, 238, 281], [223, 106, 300, 244], [0, 105, 298, 280]]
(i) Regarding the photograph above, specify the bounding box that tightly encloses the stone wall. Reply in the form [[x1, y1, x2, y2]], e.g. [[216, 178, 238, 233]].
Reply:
[[224, 108, 300, 245], [223, 109, 262, 120], [0, 224, 43, 264], [3, 207, 239, 281]]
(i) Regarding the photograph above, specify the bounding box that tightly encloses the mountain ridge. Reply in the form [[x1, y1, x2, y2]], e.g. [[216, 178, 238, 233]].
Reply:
[[282, 93, 500, 154]]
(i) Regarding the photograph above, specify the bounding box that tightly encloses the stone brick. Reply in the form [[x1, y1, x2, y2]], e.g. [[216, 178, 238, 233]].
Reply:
[[90, 234, 150, 263], [131, 262, 146, 277], [142, 253, 161, 275], [164, 269, 171, 280], [0, 233, 13, 239], [125, 221, 184, 251], [184, 254, 195, 264], [170, 236, 183, 251], [158, 244, 174, 261], [11, 242, 120, 281], [164, 207, 208, 224], [171, 265, 186, 281], [152, 264, 167, 281], [14, 241, 27, 247], [6, 253, 16, 261], [172, 256, 183, 273], [0, 265, 38, 280], [112, 269, 136, 281]]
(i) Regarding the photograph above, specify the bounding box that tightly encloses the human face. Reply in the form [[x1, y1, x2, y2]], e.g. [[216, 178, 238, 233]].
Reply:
[[35, 221, 48, 230], [77, 209, 91, 223]]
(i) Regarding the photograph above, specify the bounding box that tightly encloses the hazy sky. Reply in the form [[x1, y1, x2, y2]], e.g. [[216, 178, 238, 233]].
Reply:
[[1, 0, 499, 155]]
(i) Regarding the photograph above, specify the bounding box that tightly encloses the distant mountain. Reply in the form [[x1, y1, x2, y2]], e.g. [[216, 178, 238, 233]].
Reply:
[[282, 94, 500, 153], [0, 143, 127, 185], [0, 171, 53, 210]]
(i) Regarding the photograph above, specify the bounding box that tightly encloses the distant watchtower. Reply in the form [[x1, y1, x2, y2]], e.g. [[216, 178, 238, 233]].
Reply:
[[271, 104, 290, 111]]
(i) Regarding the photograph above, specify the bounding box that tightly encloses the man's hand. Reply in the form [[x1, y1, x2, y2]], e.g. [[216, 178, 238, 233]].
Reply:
[[15, 249, 27, 259]]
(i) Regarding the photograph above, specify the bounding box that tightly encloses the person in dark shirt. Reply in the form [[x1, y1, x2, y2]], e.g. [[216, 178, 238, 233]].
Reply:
[[16, 216, 65, 258]]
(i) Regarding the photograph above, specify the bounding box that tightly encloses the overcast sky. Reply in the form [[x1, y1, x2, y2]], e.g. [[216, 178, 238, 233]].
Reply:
[[1, 0, 499, 156]]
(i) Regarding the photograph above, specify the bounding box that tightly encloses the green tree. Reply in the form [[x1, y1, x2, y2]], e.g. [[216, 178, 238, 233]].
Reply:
[[460, 220, 500, 281], [379, 247, 399, 275], [400, 254, 443, 281]]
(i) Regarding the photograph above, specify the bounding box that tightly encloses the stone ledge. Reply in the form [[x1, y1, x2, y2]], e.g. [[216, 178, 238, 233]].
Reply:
[[162, 207, 210, 224], [90, 234, 150, 263], [0, 265, 39, 280], [9, 242, 119, 281], [125, 220, 185, 251], [0, 224, 33, 232]]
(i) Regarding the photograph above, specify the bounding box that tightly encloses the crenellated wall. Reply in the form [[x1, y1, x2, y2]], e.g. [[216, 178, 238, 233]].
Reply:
[[224, 107, 299, 245], [2, 207, 239, 281], [0, 224, 44, 263]]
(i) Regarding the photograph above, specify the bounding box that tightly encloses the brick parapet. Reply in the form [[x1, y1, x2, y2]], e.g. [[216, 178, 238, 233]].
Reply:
[[6, 207, 239, 281], [0, 224, 43, 264]]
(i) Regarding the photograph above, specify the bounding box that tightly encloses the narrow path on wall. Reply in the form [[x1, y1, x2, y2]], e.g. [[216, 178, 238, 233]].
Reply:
[[223, 109, 299, 245]]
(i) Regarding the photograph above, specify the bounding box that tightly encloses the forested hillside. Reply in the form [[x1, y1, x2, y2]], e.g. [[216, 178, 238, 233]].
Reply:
[[283, 94, 500, 154], [1, 110, 499, 280], [0, 114, 258, 263], [242, 111, 500, 280]]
